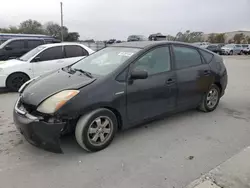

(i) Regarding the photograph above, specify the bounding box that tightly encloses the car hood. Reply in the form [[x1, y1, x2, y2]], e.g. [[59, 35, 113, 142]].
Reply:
[[21, 69, 96, 106], [0, 59, 25, 68]]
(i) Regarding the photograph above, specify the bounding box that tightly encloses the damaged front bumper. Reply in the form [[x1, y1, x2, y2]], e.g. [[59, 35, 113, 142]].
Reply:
[[13, 98, 66, 153]]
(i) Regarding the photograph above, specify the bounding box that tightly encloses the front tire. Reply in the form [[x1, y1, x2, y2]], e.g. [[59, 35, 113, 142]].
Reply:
[[229, 50, 233, 55], [198, 84, 221, 112], [75, 108, 118, 152], [6, 73, 30, 92]]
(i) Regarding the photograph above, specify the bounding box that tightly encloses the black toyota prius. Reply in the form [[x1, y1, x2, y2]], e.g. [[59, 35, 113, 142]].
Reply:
[[13, 41, 228, 153]]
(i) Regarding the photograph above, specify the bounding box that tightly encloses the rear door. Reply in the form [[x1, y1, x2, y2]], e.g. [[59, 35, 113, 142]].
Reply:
[[172, 44, 213, 109], [126, 45, 177, 123], [31, 46, 65, 77], [64, 45, 89, 66], [5, 40, 26, 59], [27, 40, 44, 52]]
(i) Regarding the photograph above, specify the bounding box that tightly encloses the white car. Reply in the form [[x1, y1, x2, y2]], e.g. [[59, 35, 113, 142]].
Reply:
[[0, 43, 94, 91]]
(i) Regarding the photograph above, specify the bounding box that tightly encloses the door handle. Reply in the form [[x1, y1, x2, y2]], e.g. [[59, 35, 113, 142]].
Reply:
[[166, 78, 175, 85]]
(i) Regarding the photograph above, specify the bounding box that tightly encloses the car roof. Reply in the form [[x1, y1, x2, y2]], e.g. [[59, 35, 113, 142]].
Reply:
[[7, 37, 45, 41], [40, 42, 83, 48], [112, 41, 197, 49]]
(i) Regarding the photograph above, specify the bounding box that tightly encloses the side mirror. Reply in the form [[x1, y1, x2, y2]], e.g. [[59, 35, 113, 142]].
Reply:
[[130, 70, 148, 80], [32, 56, 41, 62], [5, 45, 12, 50]]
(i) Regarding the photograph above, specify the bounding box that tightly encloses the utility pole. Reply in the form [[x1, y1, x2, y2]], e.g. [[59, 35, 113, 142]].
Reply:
[[60, 2, 64, 42]]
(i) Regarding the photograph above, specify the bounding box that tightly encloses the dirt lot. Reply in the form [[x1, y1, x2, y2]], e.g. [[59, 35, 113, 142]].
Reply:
[[0, 56, 250, 188]]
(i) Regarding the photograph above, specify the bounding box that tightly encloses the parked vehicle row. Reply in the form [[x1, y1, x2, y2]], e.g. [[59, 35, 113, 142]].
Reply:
[[0, 43, 94, 91], [13, 41, 228, 153], [0, 33, 59, 44]]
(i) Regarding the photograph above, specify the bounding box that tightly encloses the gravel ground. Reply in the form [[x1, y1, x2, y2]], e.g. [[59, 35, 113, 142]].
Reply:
[[0, 56, 250, 188]]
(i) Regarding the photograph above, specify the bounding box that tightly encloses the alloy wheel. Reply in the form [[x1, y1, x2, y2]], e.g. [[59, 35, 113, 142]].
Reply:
[[206, 88, 219, 109], [87, 116, 113, 146]]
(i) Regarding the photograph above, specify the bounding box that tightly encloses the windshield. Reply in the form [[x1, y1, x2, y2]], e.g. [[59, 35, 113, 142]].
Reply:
[[19, 46, 46, 61], [0, 40, 10, 49], [71, 47, 140, 76], [223, 44, 234, 48]]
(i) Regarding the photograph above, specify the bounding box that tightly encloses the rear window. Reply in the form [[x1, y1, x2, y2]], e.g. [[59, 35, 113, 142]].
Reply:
[[199, 50, 214, 63], [27, 40, 43, 49], [65, 45, 88, 58]]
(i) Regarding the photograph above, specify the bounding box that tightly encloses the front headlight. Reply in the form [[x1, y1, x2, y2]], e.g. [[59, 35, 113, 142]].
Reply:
[[37, 90, 79, 114]]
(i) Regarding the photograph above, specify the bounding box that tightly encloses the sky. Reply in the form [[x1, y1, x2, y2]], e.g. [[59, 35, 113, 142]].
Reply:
[[0, 0, 250, 40]]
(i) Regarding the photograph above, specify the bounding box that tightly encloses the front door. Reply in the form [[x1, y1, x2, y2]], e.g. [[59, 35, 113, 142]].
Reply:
[[31, 46, 65, 77], [5, 40, 26, 59], [172, 44, 213, 108], [126, 46, 177, 123]]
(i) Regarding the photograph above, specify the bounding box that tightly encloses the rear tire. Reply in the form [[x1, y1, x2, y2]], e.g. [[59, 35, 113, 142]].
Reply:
[[6, 73, 30, 92], [75, 108, 118, 152], [198, 84, 221, 112]]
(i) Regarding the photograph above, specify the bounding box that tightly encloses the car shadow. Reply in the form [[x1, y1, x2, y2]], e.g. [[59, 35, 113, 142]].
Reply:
[[59, 109, 200, 155], [0, 88, 10, 94]]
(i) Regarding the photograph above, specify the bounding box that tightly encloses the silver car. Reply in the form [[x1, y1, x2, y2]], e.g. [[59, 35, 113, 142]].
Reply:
[[242, 44, 250, 54], [221, 44, 243, 55]]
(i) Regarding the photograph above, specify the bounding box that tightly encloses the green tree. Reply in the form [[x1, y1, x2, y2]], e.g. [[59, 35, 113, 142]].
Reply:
[[175, 30, 204, 43], [65, 32, 80, 41], [166, 35, 175, 41], [44, 22, 61, 39], [208, 33, 216, 43], [214, 33, 225, 43], [0, 26, 20, 33], [246, 36, 250, 44], [208, 33, 225, 43], [233, 33, 245, 44], [19, 19, 44, 34]]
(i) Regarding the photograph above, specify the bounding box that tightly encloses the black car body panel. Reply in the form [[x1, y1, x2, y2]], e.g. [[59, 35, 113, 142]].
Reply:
[[13, 41, 228, 153], [21, 69, 96, 106], [13, 98, 65, 153]]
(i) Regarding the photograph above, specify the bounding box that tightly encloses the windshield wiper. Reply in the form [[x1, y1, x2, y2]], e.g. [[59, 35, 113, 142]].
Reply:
[[72, 68, 93, 78]]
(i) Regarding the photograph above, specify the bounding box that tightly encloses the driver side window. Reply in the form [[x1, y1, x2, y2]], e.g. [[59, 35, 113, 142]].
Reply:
[[132, 46, 171, 75]]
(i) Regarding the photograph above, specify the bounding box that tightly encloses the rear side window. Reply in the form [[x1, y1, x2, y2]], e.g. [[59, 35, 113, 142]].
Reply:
[[38, 46, 64, 61], [65, 45, 88, 58], [199, 50, 214, 63], [27, 40, 43, 49], [8, 40, 25, 49], [173, 45, 202, 69]]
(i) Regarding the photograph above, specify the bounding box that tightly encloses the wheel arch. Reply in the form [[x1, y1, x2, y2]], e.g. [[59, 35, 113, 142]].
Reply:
[[77, 105, 123, 131], [102, 106, 123, 130], [5, 71, 31, 86], [214, 82, 222, 94]]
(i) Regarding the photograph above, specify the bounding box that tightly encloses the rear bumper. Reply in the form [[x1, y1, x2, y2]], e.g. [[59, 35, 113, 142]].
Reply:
[[13, 98, 66, 153]]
